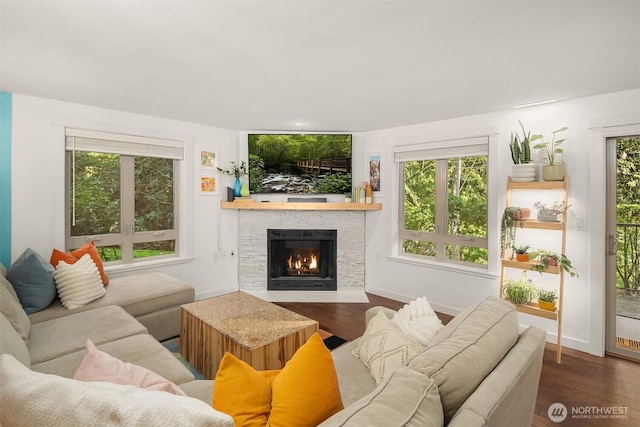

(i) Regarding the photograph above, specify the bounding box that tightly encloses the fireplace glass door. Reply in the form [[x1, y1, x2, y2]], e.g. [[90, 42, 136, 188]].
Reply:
[[267, 229, 337, 290]]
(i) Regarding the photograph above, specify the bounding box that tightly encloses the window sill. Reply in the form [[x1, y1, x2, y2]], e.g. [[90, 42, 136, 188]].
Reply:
[[386, 254, 499, 280], [104, 256, 194, 274]]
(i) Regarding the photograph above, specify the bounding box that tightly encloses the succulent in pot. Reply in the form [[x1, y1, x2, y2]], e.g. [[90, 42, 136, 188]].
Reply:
[[537, 288, 558, 311], [514, 244, 531, 262], [502, 271, 537, 305]]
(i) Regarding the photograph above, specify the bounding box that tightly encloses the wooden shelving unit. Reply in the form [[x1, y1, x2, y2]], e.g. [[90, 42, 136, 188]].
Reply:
[[500, 176, 568, 363]]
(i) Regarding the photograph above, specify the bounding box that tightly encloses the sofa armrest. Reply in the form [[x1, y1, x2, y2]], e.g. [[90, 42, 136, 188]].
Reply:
[[364, 306, 397, 326], [448, 326, 546, 427]]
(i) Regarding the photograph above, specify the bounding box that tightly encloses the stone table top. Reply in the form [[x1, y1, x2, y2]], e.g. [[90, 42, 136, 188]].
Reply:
[[181, 291, 318, 350]]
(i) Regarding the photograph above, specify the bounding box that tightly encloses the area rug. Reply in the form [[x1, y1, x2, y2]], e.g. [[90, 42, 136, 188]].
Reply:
[[318, 329, 348, 350], [162, 330, 347, 379]]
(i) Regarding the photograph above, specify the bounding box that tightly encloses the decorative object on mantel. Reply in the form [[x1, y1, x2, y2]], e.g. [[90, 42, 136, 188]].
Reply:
[[509, 121, 541, 182], [533, 126, 568, 181], [217, 161, 248, 197], [533, 201, 570, 222]]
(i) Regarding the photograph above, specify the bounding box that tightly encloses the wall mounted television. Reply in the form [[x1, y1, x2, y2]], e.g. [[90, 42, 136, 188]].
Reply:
[[248, 134, 352, 194]]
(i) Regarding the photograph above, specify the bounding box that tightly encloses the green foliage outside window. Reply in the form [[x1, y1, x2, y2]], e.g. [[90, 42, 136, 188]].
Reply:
[[402, 155, 488, 266], [616, 136, 640, 294]]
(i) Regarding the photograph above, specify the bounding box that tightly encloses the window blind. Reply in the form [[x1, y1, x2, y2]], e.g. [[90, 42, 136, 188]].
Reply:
[[393, 136, 488, 162], [65, 128, 183, 160]]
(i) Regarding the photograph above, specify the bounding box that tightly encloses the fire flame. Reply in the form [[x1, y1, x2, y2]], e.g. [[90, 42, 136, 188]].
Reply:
[[287, 254, 318, 270]]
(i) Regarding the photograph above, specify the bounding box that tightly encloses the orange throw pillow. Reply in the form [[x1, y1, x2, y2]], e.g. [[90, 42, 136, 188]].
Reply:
[[213, 333, 343, 427], [50, 240, 109, 285]]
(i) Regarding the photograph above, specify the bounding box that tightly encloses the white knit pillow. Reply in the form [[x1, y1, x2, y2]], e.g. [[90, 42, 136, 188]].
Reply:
[[54, 253, 106, 310], [352, 310, 425, 385]]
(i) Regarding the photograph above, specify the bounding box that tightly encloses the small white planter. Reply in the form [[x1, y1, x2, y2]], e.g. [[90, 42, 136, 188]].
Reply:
[[512, 164, 537, 182]]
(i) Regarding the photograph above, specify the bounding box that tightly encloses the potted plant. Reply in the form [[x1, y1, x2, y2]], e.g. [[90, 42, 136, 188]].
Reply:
[[509, 121, 541, 182], [513, 244, 531, 262], [529, 249, 579, 277], [537, 288, 558, 311], [218, 161, 248, 196], [501, 207, 529, 258], [533, 201, 571, 222], [533, 126, 568, 181], [502, 271, 537, 305]]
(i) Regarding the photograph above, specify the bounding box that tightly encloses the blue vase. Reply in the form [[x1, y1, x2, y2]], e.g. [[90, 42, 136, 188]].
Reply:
[[233, 177, 242, 197]]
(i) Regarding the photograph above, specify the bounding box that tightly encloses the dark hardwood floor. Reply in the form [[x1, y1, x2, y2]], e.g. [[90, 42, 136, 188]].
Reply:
[[277, 294, 640, 427]]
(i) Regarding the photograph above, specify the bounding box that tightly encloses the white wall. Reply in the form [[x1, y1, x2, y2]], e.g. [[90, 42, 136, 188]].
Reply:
[[10, 89, 640, 356], [361, 89, 640, 356], [10, 94, 240, 299]]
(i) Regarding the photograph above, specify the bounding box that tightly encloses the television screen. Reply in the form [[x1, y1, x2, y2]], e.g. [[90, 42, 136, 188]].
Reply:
[[248, 134, 352, 194]]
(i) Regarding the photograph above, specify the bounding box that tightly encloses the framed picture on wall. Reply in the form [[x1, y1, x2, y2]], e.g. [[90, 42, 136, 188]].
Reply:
[[199, 150, 217, 169], [199, 175, 218, 195], [366, 151, 384, 196]]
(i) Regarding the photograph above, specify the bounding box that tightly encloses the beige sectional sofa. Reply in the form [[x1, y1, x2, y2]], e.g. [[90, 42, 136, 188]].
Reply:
[[182, 296, 547, 427], [27, 271, 195, 341], [2, 254, 546, 427]]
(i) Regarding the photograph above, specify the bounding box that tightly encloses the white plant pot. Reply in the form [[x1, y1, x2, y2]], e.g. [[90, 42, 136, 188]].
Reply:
[[511, 164, 537, 182]]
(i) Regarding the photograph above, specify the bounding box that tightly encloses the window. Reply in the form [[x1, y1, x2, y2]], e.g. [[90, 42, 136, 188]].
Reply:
[[65, 128, 182, 264], [395, 138, 488, 267]]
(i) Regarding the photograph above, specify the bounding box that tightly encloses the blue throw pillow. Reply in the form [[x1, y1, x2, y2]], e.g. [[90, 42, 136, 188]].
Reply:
[[7, 248, 57, 314]]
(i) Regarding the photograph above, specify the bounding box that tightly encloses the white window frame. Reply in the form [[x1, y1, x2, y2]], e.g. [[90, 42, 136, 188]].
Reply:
[[65, 128, 183, 264], [394, 136, 490, 268]]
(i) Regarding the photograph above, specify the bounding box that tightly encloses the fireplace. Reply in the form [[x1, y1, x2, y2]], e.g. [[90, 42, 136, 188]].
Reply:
[[267, 229, 337, 291]]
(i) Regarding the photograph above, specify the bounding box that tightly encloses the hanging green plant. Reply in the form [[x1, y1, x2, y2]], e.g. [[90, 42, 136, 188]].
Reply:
[[500, 207, 527, 259]]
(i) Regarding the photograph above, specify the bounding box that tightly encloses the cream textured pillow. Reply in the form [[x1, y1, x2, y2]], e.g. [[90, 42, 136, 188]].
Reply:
[[54, 253, 105, 310], [352, 310, 424, 385], [74, 339, 187, 396], [0, 354, 233, 427]]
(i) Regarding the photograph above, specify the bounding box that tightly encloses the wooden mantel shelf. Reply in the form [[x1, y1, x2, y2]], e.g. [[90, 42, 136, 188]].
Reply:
[[221, 201, 382, 211]]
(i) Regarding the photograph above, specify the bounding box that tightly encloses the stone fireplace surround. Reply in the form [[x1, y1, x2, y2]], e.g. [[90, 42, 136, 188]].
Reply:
[[237, 209, 367, 302]]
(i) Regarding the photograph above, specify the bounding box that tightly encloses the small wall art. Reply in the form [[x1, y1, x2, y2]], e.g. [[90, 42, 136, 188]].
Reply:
[[199, 175, 218, 195], [366, 151, 384, 196], [199, 150, 217, 169]]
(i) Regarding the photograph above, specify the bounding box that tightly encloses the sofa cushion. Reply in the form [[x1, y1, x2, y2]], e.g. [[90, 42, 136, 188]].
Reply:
[[330, 339, 377, 406], [0, 354, 233, 427], [318, 368, 444, 427], [0, 313, 31, 367], [352, 309, 424, 385], [50, 240, 109, 285], [32, 334, 195, 385], [28, 305, 147, 364], [448, 326, 546, 427], [27, 272, 194, 324], [54, 254, 106, 310], [7, 248, 57, 314], [74, 339, 186, 395], [0, 274, 30, 343], [213, 333, 343, 427], [407, 296, 519, 424]]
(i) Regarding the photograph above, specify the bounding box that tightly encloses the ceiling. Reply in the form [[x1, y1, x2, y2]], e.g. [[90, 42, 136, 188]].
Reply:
[[1, 1, 639, 132]]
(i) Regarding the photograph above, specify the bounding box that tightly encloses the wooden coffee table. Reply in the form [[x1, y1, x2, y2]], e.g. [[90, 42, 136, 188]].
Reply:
[[180, 291, 318, 379]]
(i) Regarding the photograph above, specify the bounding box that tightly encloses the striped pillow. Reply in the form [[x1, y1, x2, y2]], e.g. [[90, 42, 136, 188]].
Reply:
[[54, 254, 105, 310]]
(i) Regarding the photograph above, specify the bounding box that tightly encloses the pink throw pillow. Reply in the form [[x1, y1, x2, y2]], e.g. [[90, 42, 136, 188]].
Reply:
[[74, 339, 186, 396]]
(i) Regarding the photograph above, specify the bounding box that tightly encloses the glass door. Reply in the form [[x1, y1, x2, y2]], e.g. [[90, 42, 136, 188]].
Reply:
[[606, 135, 640, 361]]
